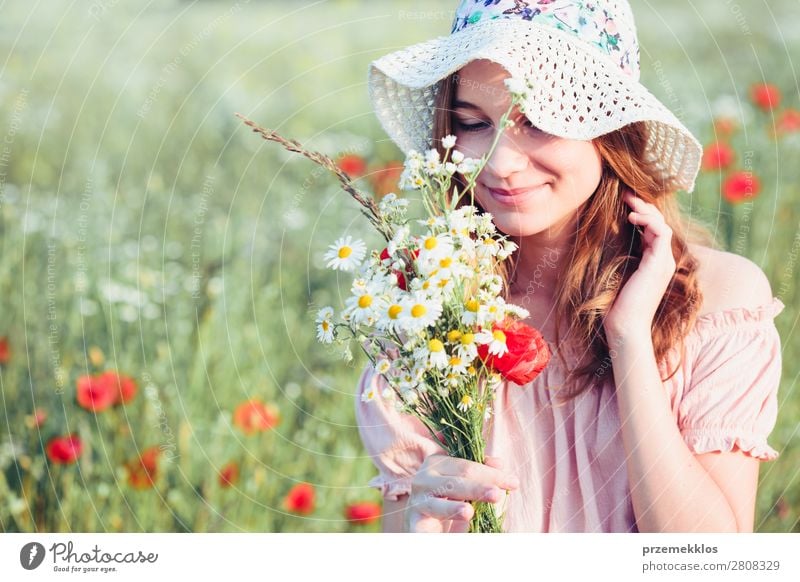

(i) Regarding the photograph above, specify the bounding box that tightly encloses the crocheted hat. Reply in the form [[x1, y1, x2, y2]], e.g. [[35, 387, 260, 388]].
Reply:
[[368, 0, 702, 193]]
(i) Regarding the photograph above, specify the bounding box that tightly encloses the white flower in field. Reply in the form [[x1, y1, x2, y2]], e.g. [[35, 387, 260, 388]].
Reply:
[[417, 232, 454, 265], [450, 149, 465, 164], [497, 239, 518, 260], [397, 292, 443, 334], [456, 156, 480, 175], [361, 383, 378, 403], [454, 331, 479, 362], [324, 236, 366, 271], [476, 328, 509, 357], [375, 358, 392, 375], [316, 318, 334, 343], [504, 302, 530, 320], [457, 394, 474, 412], [461, 297, 481, 326], [424, 338, 449, 370], [504, 76, 529, 99], [343, 282, 380, 326], [441, 134, 457, 149], [447, 354, 469, 376]]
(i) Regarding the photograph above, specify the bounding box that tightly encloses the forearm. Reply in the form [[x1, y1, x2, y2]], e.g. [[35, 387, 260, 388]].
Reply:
[[607, 330, 738, 532]]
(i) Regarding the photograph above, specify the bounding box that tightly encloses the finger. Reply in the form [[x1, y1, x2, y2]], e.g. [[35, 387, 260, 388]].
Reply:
[[409, 514, 446, 533], [411, 496, 474, 522], [436, 458, 520, 491], [418, 474, 507, 503], [447, 518, 471, 533]]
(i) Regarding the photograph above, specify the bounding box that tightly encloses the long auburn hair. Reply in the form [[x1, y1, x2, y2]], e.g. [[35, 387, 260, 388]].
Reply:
[[431, 72, 721, 403]]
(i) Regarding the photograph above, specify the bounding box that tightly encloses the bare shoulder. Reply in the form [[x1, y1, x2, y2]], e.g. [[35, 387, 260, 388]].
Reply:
[[687, 243, 773, 317]]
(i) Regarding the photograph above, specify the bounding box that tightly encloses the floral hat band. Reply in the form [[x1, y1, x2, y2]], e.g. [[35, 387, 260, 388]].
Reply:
[[450, 0, 640, 80]]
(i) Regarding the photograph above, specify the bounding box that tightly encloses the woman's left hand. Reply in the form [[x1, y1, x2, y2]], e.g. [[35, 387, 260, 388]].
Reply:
[[604, 189, 677, 338]]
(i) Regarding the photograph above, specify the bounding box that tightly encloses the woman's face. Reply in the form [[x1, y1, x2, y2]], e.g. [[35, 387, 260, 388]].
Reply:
[[450, 59, 604, 238]]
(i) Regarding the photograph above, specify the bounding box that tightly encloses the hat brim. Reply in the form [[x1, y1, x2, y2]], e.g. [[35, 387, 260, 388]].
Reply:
[[369, 19, 701, 193]]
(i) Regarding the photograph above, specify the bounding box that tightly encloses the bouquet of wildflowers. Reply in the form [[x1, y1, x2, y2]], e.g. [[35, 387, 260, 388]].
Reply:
[[238, 79, 551, 532]]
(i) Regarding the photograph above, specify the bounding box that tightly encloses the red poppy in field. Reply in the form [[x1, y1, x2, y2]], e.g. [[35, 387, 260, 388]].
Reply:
[[0, 336, 10, 365], [219, 461, 240, 488], [283, 482, 315, 515], [369, 160, 404, 197], [750, 83, 781, 111], [338, 154, 367, 179], [46, 434, 83, 464], [126, 446, 161, 489], [477, 318, 551, 385], [713, 117, 737, 137], [344, 501, 382, 525], [98, 370, 138, 405], [722, 170, 761, 204], [701, 141, 735, 171], [232, 398, 280, 435], [777, 108, 800, 134], [76, 374, 117, 412]]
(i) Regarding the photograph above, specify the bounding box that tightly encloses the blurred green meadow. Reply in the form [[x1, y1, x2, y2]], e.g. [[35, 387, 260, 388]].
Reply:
[[0, 0, 798, 532]]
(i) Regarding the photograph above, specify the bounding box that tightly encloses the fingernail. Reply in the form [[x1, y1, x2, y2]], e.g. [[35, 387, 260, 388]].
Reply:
[[462, 505, 474, 520]]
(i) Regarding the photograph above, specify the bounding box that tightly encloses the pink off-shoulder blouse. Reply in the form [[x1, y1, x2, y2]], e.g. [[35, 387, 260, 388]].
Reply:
[[354, 297, 786, 532]]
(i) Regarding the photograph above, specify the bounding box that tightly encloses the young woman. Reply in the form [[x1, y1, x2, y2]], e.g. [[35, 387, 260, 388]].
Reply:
[[356, 0, 785, 533]]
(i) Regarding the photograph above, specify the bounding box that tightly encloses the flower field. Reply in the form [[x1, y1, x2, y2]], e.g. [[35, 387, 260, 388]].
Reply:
[[0, 0, 798, 532]]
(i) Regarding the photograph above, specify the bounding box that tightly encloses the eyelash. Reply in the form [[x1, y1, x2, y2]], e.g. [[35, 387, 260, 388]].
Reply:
[[454, 118, 538, 133]]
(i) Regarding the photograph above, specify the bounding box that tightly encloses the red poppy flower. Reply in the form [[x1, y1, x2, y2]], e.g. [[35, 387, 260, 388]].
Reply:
[[233, 398, 280, 435], [283, 482, 315, 515], [701, 142, 735, 171], [477, 318, 551, 385], [98, 370, 137, 405], [369, 161, 404, 197], [713, 117, 737, 137], [126, 446, 161, 489], [338, 154, 367, 179], [379, 247, 419, 291], [750, 83, 781, 111], [219, 461, 240, 488], [722, 170, 761, 204], [344, 501, 382, 525], [76, 374, 117, 412], [0, 336, 9, 365], [46, 434, 83, 464], [777, 108, 800, 134]]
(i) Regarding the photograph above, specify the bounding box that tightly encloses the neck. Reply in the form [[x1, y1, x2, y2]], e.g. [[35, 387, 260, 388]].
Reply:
[[507, 221, 574, 302]]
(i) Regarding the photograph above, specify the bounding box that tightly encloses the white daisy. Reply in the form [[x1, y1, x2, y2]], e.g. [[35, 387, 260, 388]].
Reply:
[[425, 338, 448, 370], [361, 384, 378, 403], [324, 236, 366, 272], [447, 354, 469, 376], [454, 331, 479, 363], [457, 394, 474, 412], [316, 318, 335, 343], [342, 285, 379, 326], [461, 297, 481, 326], [375, 358, 392, 375], [476, 328, 509, 357], [397, 293, 443, 334], [315, 306, 334, 323]]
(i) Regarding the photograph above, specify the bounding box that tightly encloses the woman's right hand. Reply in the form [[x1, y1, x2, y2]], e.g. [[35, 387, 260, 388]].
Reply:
[[404, 454, 520, 533]]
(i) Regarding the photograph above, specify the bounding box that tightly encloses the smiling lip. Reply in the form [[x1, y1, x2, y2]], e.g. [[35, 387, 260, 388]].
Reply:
[[486, 185, 545, 206]]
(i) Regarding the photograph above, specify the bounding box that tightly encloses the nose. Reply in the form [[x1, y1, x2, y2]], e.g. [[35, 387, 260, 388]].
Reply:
[[484, 125, 529, 179]]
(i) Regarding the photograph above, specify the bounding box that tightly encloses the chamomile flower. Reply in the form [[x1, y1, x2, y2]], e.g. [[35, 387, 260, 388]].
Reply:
[[476, 328, 509, 357], [361, 384, 378, 403], [422, 338, 448, 370], [441, 134, 457, 149], [504, 76, 530, 99], [450, 150, 465, 164], [497, 239, 519, 260], [324, 236, 366, 272], [447, 354, 469, 375], [315, 306, 335, 343], [457, 394, 474, 412], [342, 284, 379, 326], [374, 288, 407, 333], [416, 232, 454, 266], [462, 297, 481, 326], [397, 293, 443, 334], [375, 358, 392, 375], [504, 302, 530, 320], [454, 331, 479, 362]]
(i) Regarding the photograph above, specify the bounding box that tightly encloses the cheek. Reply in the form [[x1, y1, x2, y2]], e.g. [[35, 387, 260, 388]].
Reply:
[[452, 130, 490, 159]]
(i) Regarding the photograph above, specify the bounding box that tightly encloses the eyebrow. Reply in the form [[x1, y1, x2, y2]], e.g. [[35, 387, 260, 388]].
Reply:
[[452, 99, 483, 111]]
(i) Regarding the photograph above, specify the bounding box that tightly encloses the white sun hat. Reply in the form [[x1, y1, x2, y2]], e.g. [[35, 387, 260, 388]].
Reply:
[[368, 0, 702, 193]]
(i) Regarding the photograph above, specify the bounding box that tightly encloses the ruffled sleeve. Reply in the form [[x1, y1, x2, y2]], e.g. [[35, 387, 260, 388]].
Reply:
[[678, 297, 786, 461], [354, 363, 446, 500]]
